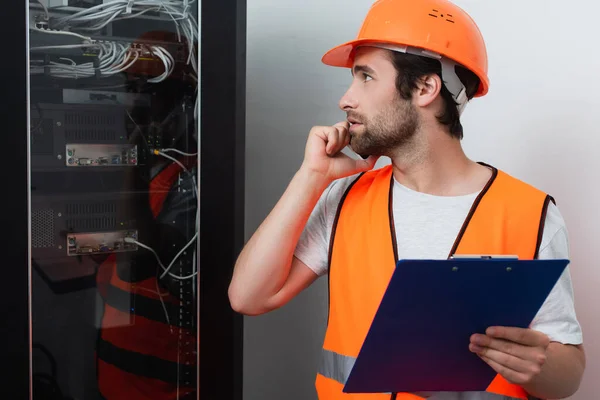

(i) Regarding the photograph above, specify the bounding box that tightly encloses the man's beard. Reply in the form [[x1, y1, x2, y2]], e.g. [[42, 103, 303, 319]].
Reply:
[[348, 98, 419, 158]]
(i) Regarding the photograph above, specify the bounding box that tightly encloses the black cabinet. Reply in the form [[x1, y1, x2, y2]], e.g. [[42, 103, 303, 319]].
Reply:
[[3, 1, 245, 398]]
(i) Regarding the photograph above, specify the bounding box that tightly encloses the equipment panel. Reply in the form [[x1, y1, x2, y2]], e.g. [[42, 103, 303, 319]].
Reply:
[[26, 1, 202, 399], [64, 143, 138, 167]]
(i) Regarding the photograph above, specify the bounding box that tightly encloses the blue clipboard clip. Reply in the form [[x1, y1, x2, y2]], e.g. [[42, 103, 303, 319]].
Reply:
[[342, 257, 569, 394]]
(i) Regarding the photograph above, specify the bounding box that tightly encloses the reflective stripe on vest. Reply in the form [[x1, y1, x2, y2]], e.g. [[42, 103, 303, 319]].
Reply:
[[316, 164, 550, 400], [318, 349, 541, 400]]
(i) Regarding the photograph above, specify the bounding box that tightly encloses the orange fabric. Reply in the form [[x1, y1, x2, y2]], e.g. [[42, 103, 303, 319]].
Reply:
[[323, 167, 396, 355], [486, 375, 530, 399], [97, 359, 195, 400], [321, 0, 489, 97], [97, 259, 197, 399], [96, 156, 198, 399], [100, 302, 195, 364], [148, 157, 196, 218], [103, 261, 180, 304], [453, 169, 547, 259], [315, 374, 422, 400], [318, 164, 549, 400]]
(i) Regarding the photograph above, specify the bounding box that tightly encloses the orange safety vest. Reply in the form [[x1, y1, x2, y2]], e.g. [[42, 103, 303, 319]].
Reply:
[[95, 158, 198, 400], [315, 163, 552, 400]]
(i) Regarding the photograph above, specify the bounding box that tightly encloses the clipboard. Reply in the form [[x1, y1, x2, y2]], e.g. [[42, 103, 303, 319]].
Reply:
[[342, 258, 570, 394]]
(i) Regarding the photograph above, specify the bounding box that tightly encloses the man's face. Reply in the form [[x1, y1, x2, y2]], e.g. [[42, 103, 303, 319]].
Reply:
[[339, 47, 419, 157]]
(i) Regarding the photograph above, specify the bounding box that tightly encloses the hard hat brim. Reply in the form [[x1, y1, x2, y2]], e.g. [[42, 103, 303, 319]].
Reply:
[[321, 39, 489, 97], [321, 38, 386, 69]]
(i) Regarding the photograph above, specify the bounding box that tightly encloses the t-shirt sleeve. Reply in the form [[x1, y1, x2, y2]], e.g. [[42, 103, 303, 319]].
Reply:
[[293, 176, 356, 277], [529, 202, 583, 345]]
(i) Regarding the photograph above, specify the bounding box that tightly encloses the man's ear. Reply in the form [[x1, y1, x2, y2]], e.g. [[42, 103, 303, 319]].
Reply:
[[414, 74, 443, 108]]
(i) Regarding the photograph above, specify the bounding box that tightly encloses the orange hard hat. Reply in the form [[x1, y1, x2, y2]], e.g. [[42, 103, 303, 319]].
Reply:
[[322, 0, 489, 106]]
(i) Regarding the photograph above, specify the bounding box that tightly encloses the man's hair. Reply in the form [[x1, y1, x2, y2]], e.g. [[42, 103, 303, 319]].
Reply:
[[389, 52, 480, 140]]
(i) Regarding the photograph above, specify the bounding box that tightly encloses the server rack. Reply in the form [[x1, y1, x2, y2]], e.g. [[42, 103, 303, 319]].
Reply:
[[3, 0, 245, 399]]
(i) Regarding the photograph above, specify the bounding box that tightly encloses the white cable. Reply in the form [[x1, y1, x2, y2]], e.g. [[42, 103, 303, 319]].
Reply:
[[155, 151, 187, 172], [29, 40, 175, 81], [44, 5, 199, 88], [154, 46, 175, 82], [77, 10, 124, 31], [124, 238, 198, 280], [153, 151, 199, 280], [159, 233, 199, 279], [51, 1, 127, 26], [30, 43, 102, 51], [120, 110, 199, 283], [48, 0, 199, 77], [35, 0, 49, 20], [160, 148, 197, 157], [155, 277, 173, 332], [147, 46, 170, 83], [30, 27, 92, 41]]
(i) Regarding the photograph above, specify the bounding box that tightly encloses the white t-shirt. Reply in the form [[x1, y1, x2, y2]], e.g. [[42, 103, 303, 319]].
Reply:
[[294, 171, 583, 345]]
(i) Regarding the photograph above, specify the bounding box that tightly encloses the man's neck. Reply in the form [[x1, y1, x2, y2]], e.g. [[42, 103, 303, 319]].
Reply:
[[389, 130, 491, 197]]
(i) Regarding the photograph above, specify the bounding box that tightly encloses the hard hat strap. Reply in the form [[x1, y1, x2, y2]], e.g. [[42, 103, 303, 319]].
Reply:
[[440, 58, 468, 116], [360, 43, 469, 116]]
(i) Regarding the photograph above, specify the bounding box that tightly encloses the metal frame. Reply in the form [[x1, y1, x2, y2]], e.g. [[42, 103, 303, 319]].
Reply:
[[199, 0, 246, 398], [2, 0, 246, 397], [3, 1, 31, 397]]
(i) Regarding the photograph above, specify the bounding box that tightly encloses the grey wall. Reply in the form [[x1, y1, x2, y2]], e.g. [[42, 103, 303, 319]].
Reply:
[[244, 0, 600, 399], [243, 1, 372, 399]]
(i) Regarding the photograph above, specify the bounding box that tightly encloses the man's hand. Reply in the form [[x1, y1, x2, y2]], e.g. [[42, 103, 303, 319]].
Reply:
[[469, 327, 550, 386], [302, 121, 379, 182]]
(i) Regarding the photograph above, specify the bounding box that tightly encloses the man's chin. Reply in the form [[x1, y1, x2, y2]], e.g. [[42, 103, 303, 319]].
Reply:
[[349, 133, 381, 158], [349, 144, 373, 159]]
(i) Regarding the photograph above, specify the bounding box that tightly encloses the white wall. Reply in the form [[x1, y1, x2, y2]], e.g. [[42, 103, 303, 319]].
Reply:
[[245, 0, 600, 399]]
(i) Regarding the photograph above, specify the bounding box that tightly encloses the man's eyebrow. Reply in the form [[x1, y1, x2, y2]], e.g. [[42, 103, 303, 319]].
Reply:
[[351, 65, 376, 76]]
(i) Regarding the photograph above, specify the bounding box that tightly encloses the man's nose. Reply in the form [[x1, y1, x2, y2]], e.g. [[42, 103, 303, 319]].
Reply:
[[339, 88, 358, 111]]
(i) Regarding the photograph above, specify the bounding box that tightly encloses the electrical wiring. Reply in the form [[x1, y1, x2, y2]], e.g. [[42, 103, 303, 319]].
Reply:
[[147, 45, 175, 83], [30, 41, 174, 82], [30, 26, 92, 41], [159, 148, 198, 157], [29, 1, 201, 283], [47, 0, 198, 76], [124, 110, 198, 328], [35, 0, 49, 21], [33, 1, 199, 121], [154, 276, 173, 333], [28, 2, 201, 389], [30, 43, 101, 51], [122, 108, 199, 284], [152, 149, 199, 281], [153, 150, 186, 171], [124, 235, 198, 280], [122, 156, 199, 281]]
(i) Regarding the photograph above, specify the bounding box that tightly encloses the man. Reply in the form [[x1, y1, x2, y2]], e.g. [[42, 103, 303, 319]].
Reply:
[[229, 0, 585, 399]]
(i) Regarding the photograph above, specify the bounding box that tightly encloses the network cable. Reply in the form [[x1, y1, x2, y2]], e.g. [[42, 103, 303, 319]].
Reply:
[[29, 1, 201, 281], [120, 147, 199, 282], [47, 0, 198, 76], [30, 40, 174, 82], [30, 0, 199, 122]]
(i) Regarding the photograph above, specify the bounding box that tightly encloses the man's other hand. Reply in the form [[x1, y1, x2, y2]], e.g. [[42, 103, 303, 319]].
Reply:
[[469, 326, 550, 385]]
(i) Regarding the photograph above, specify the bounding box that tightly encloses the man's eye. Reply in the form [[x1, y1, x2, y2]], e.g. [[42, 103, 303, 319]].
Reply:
[[362, 74, 372, 82]]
